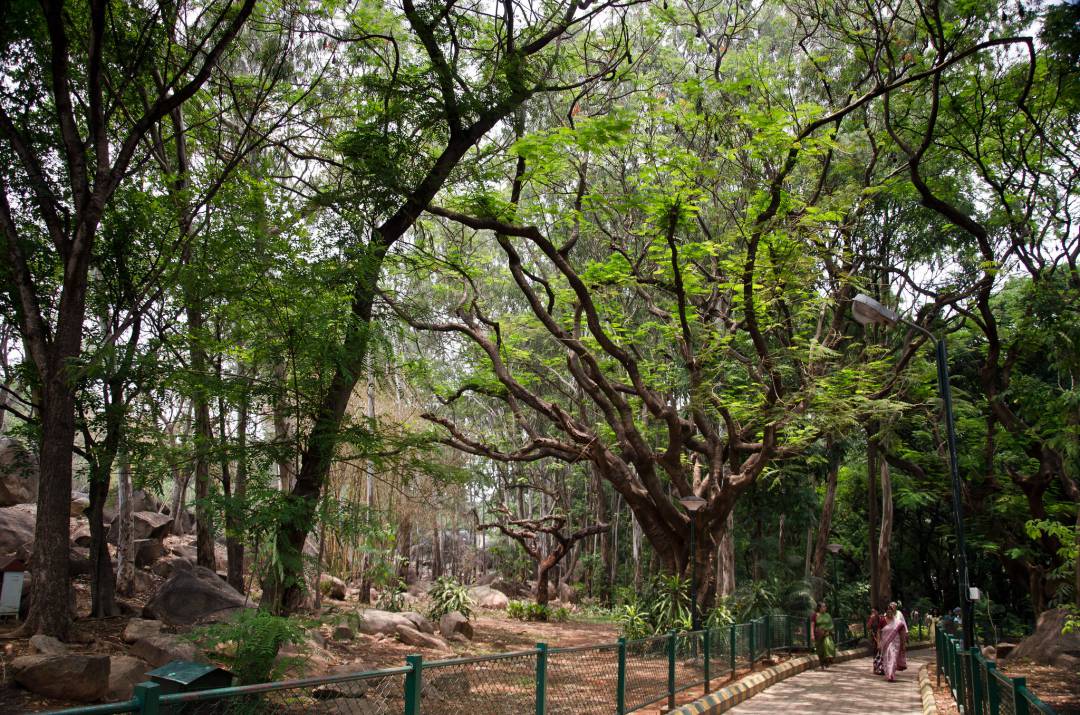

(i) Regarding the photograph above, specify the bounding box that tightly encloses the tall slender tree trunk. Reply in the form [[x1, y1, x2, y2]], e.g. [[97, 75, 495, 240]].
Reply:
[[189, 303, 216, 571], [876, 458, 894, 608], [811, 443, 842, 599], [116, 458, 135, 596], [87, 458, 119, 617], [272, 361, 295, 492], [226, 386, 249, 593], [867, 429, 881, 610]]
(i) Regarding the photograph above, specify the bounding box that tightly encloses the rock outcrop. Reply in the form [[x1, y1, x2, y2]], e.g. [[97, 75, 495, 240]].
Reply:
[[142, 565, 250, 626], [439, 611, 473, 640], [468, 585, 509, 609], [1005, 608, 1080, 668], [0, 437, 38, 507], [12, 654, 110, 702]]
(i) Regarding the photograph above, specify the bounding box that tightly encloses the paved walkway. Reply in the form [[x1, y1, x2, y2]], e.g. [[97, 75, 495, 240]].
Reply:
[[726, 651, 932, 714]]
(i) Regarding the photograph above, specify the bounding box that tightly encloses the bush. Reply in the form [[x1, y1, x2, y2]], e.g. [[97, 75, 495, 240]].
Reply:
[[507, 600, 554, 622], [428, 576, 473, 620], [188, 610, 308, 684], [375, 578, 407, 612], [615, 603, 652, 640]]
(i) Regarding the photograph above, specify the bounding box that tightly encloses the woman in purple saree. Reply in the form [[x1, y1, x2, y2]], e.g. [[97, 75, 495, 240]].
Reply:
[[879, 602, 908, 682]]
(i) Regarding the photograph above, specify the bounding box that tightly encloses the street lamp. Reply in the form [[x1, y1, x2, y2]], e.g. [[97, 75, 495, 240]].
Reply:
[[852, 293, 976, 650], [825, 543, 843, 614], [679, 495, 707, 631]]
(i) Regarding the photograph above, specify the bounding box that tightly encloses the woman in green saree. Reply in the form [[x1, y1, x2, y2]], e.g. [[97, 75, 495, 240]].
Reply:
[[812, 601, 836, 669]]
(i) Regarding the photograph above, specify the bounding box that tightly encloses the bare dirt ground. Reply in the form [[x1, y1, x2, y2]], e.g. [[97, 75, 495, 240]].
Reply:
[[929, 657, 1080, 715], [998, 659, 1080, 715]]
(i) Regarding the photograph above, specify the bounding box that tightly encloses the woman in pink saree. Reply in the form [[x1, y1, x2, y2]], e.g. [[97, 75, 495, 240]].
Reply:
[[879, 602, 908, 682]]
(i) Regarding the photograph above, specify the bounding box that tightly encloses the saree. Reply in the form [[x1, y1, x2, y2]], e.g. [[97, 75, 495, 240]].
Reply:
[[879, 614, 908, 681], [814, 611, 837, 665]]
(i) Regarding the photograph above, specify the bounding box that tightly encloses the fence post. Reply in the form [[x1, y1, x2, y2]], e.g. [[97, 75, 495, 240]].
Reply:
[[985, 661, 1000, 714], [785, 615, 792, 651], [765, 614, 772, 658], [704, 628, 712, 694], [616, 638, 627, 715], [969, 649, 984, 715], [536, 642, 548, 715], [405, 654, 423, 715], [1013, 677, 1030, 715], [730, 624, 737, 674], [749, 620, 756, 664], [667, 631, 677, 711], [806, 618, 812, 650], [133, 682, 160, 715]]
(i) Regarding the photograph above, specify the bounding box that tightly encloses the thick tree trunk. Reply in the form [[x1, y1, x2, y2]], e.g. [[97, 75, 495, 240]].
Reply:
[[431, 519, 442, 580], [717, 511, 736, 598], [536, 559, 554, 607], [27, 377, 80, 638], [116, 458, 135, 596], [88, 460, 119, 617]]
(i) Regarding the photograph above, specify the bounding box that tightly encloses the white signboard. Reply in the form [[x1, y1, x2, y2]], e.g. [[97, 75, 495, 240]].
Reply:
[[0, 571, 24, 617]]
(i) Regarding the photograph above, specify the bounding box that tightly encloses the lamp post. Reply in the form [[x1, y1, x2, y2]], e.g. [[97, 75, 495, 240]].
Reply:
[[852, 293, 975, 650], [825, 543, 843, 615], [679, 495, 707, 631]]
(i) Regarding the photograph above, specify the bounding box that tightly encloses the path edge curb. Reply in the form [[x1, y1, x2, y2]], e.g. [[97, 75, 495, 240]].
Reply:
[[918, 663, 939, 715], [668, 647, 870, 715]]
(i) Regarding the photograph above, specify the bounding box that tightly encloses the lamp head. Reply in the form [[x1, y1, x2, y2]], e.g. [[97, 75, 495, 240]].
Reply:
[[825, 543, 843, 554], [852, 294, 899, 327], [679, 495, 707, 512]]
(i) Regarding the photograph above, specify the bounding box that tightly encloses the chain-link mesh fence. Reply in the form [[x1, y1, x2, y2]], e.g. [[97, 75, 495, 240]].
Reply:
[[623, 634, 670, 712], [419, 651, 536, 715], [993, 667, 1017, 715], [158, 667, 409, 715], [672, 631, 706, 694], [545, 644, 619, 715]]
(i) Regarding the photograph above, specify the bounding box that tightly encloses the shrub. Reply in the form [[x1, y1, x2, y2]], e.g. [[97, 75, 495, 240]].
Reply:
[[375, 578, 407, 612], [616, 603, 652, 640], [507, 600, 553, 621], [428, 576, 473, 620], [188, 610, 308, 684]]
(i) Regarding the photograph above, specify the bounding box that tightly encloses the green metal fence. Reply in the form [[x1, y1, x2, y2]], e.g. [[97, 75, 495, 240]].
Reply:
[[43, 613, 868, 715], [936, 630, 1057, 715]]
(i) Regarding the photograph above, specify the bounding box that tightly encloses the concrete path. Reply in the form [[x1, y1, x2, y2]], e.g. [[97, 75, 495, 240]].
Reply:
[[726, 651, 932, 714]]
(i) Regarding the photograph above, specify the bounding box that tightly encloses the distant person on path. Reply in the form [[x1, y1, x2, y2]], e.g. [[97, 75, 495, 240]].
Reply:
[[879, 601, 909, 682], [867, 607, 885, 674], [812, 601, 836, 669]]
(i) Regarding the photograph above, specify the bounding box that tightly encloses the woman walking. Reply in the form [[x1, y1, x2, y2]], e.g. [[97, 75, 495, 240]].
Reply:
[[879, 602, 909, 682], [812, 601, 836, 669]]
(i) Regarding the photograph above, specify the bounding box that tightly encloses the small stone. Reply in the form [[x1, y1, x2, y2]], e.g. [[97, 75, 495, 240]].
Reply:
[[122, 618, 163, 644], [130, 634, 202, 668], [29, 634, 69, 655]]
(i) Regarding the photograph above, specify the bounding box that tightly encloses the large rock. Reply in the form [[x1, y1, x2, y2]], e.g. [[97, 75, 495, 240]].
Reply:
[[12, 654, 110, 702], [0, 504, 36, 558], [108, 656, 151, 700], [320, 574, 347, 600], [395, 624, 450, 651], [142, 565, 250, 626], [401, 611, 434, 634], [122, 618, 163, 644], [131, 489, 163, 513], [468, 585, 509, 609], [1006, 608, 1080, 666], [439, 611, 473, 641], [134, 538, 165, 567], [130, 634, 201, 668], [356, 609, 415, 636], [0, 437, 38, 506], [70, 492, 90, 517], [152, 555, 193, 579], [108, 511, 173, 545], [557, 582, 576, 604], [486, 576, 530, 598]]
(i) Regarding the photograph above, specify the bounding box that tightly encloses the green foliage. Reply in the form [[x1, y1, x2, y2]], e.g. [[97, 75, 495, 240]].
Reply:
[[375, 579, 407, 613], [427, 577, 473, 621], [506, 600, 558, 622], [615, 603, 653, 640], [188, 611, 308, 685]]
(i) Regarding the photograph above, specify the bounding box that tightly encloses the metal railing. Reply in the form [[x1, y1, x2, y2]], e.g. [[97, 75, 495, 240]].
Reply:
[[43, 613, 869, 715], [936, 630, 1057, 715]]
